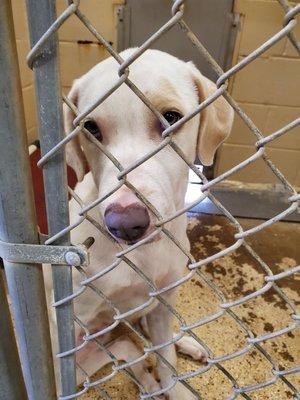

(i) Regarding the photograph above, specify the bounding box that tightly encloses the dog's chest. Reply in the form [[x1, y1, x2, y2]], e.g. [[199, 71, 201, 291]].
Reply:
[[78, 234, 187, 316], [70, 185, 189, 318]]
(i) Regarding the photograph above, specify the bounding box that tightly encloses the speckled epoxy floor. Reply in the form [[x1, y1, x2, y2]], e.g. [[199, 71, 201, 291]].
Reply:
[[80, 214, 300, 400]]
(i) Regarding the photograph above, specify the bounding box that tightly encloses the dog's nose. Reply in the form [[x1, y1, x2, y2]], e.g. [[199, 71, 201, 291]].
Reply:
[[104, 203, 150, 242]]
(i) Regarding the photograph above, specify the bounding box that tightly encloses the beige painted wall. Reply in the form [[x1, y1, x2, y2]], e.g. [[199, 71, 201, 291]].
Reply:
[[12, 1, 300, 186], [216, 0, 300, 186], [11, 0, 124, 145]]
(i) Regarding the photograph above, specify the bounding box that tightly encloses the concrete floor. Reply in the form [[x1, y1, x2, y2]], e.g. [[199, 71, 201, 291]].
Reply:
[[81, 213, 300, 400]]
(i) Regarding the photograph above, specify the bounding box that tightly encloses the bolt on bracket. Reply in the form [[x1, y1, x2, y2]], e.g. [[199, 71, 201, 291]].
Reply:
[[0, 239, 88, 266]]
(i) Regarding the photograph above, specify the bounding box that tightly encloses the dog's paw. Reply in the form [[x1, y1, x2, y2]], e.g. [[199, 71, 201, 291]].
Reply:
[[166, 382, 198, 400], [175, 336, 207, 363], [140, 370, 164, 399]]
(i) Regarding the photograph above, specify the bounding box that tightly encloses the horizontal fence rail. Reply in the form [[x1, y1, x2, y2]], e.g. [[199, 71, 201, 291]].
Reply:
[[0, 0, 299, 399]]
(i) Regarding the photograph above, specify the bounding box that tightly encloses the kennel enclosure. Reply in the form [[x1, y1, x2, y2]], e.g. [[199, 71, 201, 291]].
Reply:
[[0, 0, 299, 399]]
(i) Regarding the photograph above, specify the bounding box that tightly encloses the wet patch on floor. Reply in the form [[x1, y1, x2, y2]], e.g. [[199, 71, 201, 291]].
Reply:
[[81, 214, 300, 399]]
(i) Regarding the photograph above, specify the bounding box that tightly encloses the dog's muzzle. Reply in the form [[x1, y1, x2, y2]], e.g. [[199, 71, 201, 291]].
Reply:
[[104, 203, 150, 243]]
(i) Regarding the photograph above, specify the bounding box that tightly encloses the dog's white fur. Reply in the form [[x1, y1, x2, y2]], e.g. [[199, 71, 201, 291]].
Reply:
[[45, 48, 233, 399]]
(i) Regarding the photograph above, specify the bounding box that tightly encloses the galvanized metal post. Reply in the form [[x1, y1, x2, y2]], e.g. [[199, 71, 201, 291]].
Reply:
[[0, 267, 28, 400], [25, 0, 77, 396], [0, 1, 56, 399]]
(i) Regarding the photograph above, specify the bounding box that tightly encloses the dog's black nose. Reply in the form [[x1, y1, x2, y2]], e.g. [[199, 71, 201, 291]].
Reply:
[[104, 203, 150, 243]]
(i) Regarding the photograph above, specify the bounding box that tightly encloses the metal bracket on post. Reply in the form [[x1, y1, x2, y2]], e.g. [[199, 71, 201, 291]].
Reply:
[[0, 240, 88, 266]]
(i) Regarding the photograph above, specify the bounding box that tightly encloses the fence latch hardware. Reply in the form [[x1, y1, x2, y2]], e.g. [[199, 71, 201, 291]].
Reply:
[[0, 239, 88, 266]]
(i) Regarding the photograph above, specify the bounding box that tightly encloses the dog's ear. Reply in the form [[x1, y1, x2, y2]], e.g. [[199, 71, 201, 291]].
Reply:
[[64, 81, 87, 182], [188, 62, 234, 166]]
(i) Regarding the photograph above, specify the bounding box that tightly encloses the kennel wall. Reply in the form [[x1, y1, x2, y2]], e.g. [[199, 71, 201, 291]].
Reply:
[[10, 0, 300, 185]]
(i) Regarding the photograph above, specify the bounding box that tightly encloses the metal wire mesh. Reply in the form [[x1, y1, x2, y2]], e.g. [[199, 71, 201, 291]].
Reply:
[[25, 0, 300, 399]]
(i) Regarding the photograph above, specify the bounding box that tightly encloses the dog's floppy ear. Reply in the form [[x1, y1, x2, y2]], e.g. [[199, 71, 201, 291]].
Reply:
[[188, 62, 234, 166], [64, 80, 87, 182]]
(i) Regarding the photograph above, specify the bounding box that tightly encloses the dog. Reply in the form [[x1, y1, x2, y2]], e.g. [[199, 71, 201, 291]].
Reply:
[[46, 48, 233, 399]]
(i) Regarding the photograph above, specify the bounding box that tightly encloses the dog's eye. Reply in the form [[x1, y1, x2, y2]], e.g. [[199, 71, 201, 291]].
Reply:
[[163, 111, 182, 126], [84, 120, 102, 141]]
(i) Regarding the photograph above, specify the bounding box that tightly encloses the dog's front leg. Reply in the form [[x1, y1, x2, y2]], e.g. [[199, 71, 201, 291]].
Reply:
[[146, 294, 198, 400], [76, 335, 161, 396]]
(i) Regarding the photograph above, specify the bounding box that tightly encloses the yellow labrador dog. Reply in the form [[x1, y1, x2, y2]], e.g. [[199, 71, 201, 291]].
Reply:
[[48, 48, 233, 399]]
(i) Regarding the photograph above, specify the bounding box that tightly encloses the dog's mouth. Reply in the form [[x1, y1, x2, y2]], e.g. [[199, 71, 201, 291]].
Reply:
[[106, 226, 161, 247]]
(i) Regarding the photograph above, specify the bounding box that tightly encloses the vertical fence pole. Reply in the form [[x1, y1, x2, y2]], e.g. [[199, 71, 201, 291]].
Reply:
[[0, 265, 28, 400], [25, 0, 77, 396], [0, 1, 57, 399]]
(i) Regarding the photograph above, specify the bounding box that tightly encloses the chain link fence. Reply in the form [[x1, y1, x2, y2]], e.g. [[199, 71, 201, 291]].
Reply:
[[0, 0, 300, 399]]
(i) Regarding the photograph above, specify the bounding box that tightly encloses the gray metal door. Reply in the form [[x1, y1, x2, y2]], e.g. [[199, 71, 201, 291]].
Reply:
[[117, 0, 236, 81]]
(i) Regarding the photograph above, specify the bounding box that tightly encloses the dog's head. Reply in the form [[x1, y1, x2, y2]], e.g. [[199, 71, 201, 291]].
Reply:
[[65, 49, 233, 244]]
